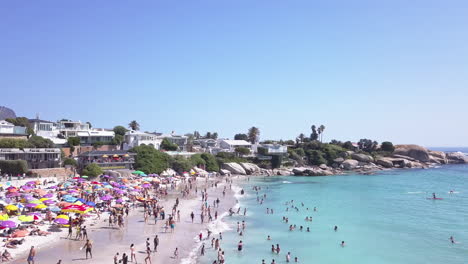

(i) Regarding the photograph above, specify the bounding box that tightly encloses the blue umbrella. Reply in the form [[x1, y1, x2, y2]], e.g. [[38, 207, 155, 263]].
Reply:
[[86, 201, 96, 207]]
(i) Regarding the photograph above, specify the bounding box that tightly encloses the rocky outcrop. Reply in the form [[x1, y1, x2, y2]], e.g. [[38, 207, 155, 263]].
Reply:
[[394, 144, 430, 162], [292, 166, 334, 176], [351, 153, 374, 163], [192, 167, 209, 176], [272, 168, 294, 176], [222, 163, 247, 175], [240, 163, 261, 175], [342, 159, 359, 170], [375, 157, 394, 168], [219, 169, 231, 176], [446, 152, 468, 164], [428, 151, 448, 164], [333, 157, 344, 164]]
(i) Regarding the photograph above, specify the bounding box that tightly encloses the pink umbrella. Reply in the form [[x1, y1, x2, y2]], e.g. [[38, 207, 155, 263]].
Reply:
[[0, 221, 17, 228], [43, 193, 54, 198], [25, 203, 38, 208], [54, 218, 69, 225]]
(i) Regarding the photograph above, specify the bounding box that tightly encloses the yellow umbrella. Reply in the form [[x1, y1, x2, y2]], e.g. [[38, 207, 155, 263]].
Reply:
[[102, 155, 109, 158], [74, 201, 83, 206], [35, 204, 47, 209], [6, 204, 18, 211], [39, 198, 49, 202], [18, 215, 34, 222], [56, 215, 69, 220], [0, 214, 9, 221], [29, 200, 42, 204]]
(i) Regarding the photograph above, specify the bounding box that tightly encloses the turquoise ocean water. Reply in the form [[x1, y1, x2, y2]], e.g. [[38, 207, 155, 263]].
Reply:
[[199, 164, 468, 264]]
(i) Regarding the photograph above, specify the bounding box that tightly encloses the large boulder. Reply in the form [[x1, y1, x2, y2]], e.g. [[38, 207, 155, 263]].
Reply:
[[428, 151, 448, 164], [161, 168, 177, 176], [222, 163, 247, 175], [446, 152, 468, 164], [240, 163, 261, 175], [375, 157, 394, 168], [394, 144, 430, 162], [333, 157, 344, 164], [351, 153, 374, 163], [219, 169, 231, 176], [342, 159, 359, 170], [292, 167, 307, 176]]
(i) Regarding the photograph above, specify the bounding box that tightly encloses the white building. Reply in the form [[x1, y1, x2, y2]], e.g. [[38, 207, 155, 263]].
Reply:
[[219, 140, 252, 152], [123, 130, 163, 150], [29, 119, 114, 146], [0, 120, 28, 139]]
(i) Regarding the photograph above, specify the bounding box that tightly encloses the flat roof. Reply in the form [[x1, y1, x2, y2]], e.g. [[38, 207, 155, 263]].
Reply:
[[79, 150, 136, 156]]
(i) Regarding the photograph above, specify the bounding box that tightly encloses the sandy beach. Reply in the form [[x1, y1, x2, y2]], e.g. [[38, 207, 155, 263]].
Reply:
[[9, 177, 236, 264]]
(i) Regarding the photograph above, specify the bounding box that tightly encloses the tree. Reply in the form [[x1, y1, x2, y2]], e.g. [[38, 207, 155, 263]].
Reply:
[[28, 135, 55, 148], [343, 141, 355, 150], [112, 134, 124, 146], [235, 147, 251, 156], [63, 158, 77, 167], [234, 133, 248, 141], [205, 132, 212, 139], [128, 120, 140, 131], [190, 154, 206, 167], [130, 145, 173, 174], [171, 156, 193, 173], [307, 150, 327, 165], [318, 125, 326, 142], [298, 133, 305, 143], [86, 122, 92, 129], [113, 126, 127, 136], [193, 131, 201, 139], [200, 153, 219, 172], [358, 139, 378, 153], [212, 132, 218, 140], [0, 160, 28, 175], [92, 141, 104, 150], [82, 163, 103, 178], [380, 141, 395, 152], [247, 127, 260, 144], [310, 125, 319, 141], [161, 138, 178, 151], [67, 137, 81, 154]]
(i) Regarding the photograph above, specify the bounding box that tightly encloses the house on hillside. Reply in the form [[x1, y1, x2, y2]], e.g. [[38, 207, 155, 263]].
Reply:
[[219, 140, 252, 152], [0, 148, 61, 169], [78, 150, 136, 171], [123, 130, 163, 150], [0, 120, 28, 140]]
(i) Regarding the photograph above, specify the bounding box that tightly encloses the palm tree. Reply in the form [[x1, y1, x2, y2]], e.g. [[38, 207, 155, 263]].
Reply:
[[298, 133, 305, 143], [247, 127, 260, 144], [319, 125, 325, 142], [128, 120, 140, 131]]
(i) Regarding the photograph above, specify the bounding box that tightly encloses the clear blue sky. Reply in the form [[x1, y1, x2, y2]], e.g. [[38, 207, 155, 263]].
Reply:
[[1, 0, 467, 147]]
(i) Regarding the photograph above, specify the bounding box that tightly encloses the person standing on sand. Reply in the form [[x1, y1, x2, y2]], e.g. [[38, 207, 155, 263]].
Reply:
[[27, 246, 36, 264], [153, 235, 159, 252], [67, 224, 73, 239], [130, 244, 137, 263], [191, 211, 195, 223], [173, 248, 178, 259], [83, 239, 93, 259]]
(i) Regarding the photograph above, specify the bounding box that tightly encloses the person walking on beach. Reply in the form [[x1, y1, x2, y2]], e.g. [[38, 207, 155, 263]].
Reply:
[[27, 246, 36, 264], [82, 226, 88, 240], [114, 252, 119, 264], [173, 248, 178, 259], [144, 246, 151, 264], [130, 244, 137, 263], [200, 243, 205, 256], [83, 239, 93, 259], [67, 224, 73, 239], [122, 253, 128, 264], [191, 211, 195, 223]]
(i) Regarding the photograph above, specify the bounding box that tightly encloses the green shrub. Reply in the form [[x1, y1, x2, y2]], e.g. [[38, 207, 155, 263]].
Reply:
[[82, 163, 103, 177], [171, 156, 193, 173], [0, 160, 28, 175], [380, 141, 395, 152], [190, 154, 206, 166], [63, 158, 77, 167], [130, 145, 173, 174], [201, 153, 219, 172], [161, 138, 178, 151]]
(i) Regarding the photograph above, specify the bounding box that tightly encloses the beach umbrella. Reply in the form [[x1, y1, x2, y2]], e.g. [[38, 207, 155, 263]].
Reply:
[[54, 218, 69, 225], [81, 175, 89, 178], [86, 201, 96, 207], [0, 214, 9, 221], [29, 200, 42, 204], [35, 204, 47, 209], [26, 181, 37, 185], [0, 220, 17, 228], [18, 215, 34, 222], [43, 200, 55, 205], [5, 204, 18, 211], [100, 195, 113, 201], [49, 206, 61, 212], [25, 203, 38, 208], [42, 193, 54, 198], [56, 215, 69, 220], [115, 198, 124, 203]]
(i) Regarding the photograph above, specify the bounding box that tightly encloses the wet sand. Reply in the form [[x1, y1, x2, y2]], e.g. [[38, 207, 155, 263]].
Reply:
[[10, 178, 236, 264]]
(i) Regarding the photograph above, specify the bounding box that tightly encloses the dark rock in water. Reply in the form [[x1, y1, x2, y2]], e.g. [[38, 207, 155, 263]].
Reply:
[[0, 106, 16, 120]]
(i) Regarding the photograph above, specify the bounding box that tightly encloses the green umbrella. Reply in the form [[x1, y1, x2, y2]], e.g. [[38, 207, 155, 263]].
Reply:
[[132, 171, 145, 175], [81, 175, 89, 178]]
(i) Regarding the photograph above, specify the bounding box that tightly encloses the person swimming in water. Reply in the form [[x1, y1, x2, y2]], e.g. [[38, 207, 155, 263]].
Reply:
[[334, 225, 338, 232], [432, 193, 437, 199], [450, 236, 455, 244], [341, 241, 346, 247]]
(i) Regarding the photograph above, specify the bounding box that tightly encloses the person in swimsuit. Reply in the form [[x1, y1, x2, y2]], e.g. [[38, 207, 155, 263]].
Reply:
[[238, 240, 243, 251], [27, 246, 36, 264]]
